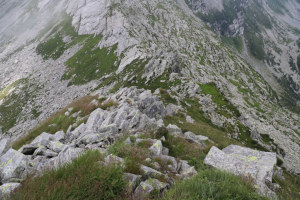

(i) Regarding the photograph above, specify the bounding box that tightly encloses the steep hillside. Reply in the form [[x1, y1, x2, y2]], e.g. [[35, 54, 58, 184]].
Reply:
[[185, 0, 300, 111], [0, 0, 299, 199]]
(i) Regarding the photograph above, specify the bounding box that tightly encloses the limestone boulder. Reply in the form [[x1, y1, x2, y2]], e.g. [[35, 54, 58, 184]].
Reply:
[[204, 145, 277, 198], [0, 149, 28, 183]]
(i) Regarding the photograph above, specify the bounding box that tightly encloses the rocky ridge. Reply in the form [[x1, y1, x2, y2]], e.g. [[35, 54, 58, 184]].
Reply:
[[0, 87, 280, 199], [0, 0, 299, 188]]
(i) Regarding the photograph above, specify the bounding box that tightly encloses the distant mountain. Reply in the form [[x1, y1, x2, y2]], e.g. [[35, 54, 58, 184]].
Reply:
[[186, 0, 300, 112]]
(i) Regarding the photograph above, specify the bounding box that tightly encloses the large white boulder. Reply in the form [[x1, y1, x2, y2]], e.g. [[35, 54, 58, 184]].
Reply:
[[204, 145, 277, 198], [0, 149, 28, 183]]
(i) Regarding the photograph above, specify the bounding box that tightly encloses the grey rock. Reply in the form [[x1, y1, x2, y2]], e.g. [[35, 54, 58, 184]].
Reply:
[[162, 147, 169, 156], [133, 181, 154, 200], [166, 124, 182, 136], [133, 179, 168, 199], [274, 166, 285, 180], [138, 91, 166, 120], [47, 141, 66, 153], [77, 133, 108, 145], [141, 165, 162, 178], [166, 104, 181, 116], [33, 146, 47, 156], [66, 123, 86, 142], [0, 183, 20, 199], [20, 144, 39, 155], [184, 131, 208, 144], [0, 138, 11, 155], [186, 115, 195, 123], [178, 160, 198, 178], [149, 140, 163, 156], [99, 124, 118, 135], [104, 154, 125, 167], [159, 155, 178, 173], [45, 149, 58, 158], [0, 149, 28, 183], [52, 131, 65, 142], [40, 147, 84, 170], [31, 132, 53, 145], [124, 173, 142, 193], [204, 145, 277, 198], [85, 108, 105, 132]]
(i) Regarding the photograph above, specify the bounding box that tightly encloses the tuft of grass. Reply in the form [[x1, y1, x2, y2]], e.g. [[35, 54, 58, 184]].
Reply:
[[153, 127, 208, 170], [10, 150, 127, 200], [108, 139, 150, 175], [12, 95, 117, 150], [163, 169, 268, 200]]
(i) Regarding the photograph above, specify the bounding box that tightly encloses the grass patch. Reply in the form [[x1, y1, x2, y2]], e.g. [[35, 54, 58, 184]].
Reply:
[[154, 127, 208, 170], [273, 170, 300, 200], [36, 14, 89, 60], [0, 79, 37, 133], [221, 36, 243, 52], [200, 82, 241, 118], [108, 138, 151, 175], [36, 34, 66, 60], [12, 96, 117, 150], [62, 35, 118, 86], [10, 150, 127, 200], [163, 169, 268, 200], [260, 134, 274, 144]]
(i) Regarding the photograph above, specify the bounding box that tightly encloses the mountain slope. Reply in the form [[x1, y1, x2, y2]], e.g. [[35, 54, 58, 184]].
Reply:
[[0, 0, 299, 177], [185, 0, 300, 111]]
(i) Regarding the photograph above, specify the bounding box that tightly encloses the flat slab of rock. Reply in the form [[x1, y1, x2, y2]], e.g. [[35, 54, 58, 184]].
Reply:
[[0, 183, 20, 199], [204, 145, 277, 198], [0, 149, 28, 183]]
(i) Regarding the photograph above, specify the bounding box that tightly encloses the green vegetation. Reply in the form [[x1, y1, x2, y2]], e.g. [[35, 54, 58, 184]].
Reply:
[[0, 81, 19, 100], [36, 34, 67, 60], [154, 127, 208, 170], [200, 83, 241, 118], [62, 35, 118, 85], [163, 169, 268, 200], [273, 170, 300, 200], [260, 134, 274, 145], [221, 36, 243, 52], [12, 96, 118, 150], [0, 79, 37, 133], [102, 59, 182, 94], [36, 14, 89, 60], [108, 138, 150, 175], [10, 150, 127, 200]]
